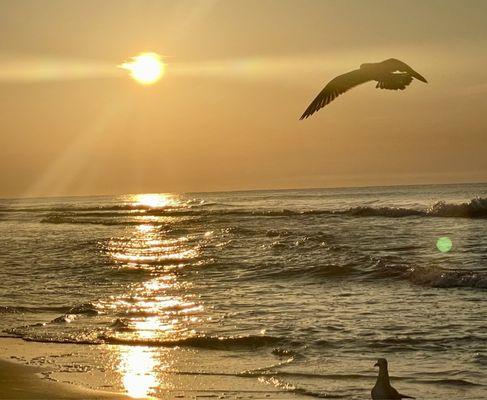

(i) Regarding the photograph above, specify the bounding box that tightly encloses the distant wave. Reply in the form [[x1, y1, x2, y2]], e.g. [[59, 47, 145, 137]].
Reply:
[[248, 263, 357, 281], [376, 263, 487, 289], [0, 305, 77, 314], [34, 197, 487, 225], [255, 371, 483, 397], [0, 306, 27, 314], [409, 267, 487, 289], [101, 333, 283, 349], [342, 206, 424, 217], [417, 378, 483, 387], [67, 302, 100, 315], [426, 198, 487, 217], [241, 369, 372, 381], [1, 200, 219, 214], [50, 314, 78, 324], [0, 302, 100, 317], [364, 334, 487, 351], [291, 388, 350, 398], [474, 353, 487, 366], [40, 215, 153, 226], [247, 255, 487, 291], [156, 369, 355, 398], [256, 375, 348, 398], [8, 332, 285, 349], [342, 197, 487, 218]]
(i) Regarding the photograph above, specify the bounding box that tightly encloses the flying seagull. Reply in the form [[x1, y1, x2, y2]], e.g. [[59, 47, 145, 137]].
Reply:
[[371, 358, 415, 400], [300, 58, 427, 119]]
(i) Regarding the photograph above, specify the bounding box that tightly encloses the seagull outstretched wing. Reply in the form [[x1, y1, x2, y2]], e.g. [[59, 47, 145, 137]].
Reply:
[[376, 73, 413, 90], [381, 58, 428, 83], [300, 58, 427, 119], [300, 68, 371, 119]]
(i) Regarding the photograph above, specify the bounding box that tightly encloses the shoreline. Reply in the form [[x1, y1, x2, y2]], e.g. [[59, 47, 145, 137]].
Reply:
[[0, 337, 309, 400], [0, 358, 130, 400]]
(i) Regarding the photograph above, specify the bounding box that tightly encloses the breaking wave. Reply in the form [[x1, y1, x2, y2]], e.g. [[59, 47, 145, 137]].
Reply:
[[7, 330, 285, 350], [101, 333, 283, 349], [343, 197, 487, 218], [34, 197, 487, 226], [375, 263, 487, 289]]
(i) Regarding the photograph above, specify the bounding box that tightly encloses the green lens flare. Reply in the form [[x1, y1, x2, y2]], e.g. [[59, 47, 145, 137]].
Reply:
[[436, 237, 453, 253]]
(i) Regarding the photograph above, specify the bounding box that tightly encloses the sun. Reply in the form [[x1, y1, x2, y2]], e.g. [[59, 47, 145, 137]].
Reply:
[[119, 53, 165, 85]]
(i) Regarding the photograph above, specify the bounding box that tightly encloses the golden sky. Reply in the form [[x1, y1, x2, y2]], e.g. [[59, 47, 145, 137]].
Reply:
[[0, 0, 486, 198]]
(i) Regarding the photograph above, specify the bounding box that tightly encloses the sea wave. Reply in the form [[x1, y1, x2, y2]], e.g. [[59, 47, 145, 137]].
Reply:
[[365, 334, 487, 350], [1, 302, 100, 318], [426, 198, 487, 218], [342, 206, 424, 217], [0, 199, 220, 214], [50, 314, 78, 324], [40, 215, 154, 226], [256, 376, 348, 398], [417, 378, 483, 387], [375, 263, 487, 289], [0, 305, 79, 314], [250, 263, 358, 281], [7, 332, 285, 349], [68, 303, 100, 315], [343, 197, 487, 218], [34, 197, 487, 226], [101, 333, 283, 349]]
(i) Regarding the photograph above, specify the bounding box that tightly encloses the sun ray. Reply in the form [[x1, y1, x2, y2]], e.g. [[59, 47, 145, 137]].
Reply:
[[0, 56, 118, 83]]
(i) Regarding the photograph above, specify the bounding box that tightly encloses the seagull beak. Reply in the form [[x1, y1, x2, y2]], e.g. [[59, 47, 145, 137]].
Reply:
[[374, 362, 379, 367]]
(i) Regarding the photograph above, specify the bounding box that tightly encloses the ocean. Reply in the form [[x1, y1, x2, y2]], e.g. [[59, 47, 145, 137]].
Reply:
[[1, 183, 486, 399]]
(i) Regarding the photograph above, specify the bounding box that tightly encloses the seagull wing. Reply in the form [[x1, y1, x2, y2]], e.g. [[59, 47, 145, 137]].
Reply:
[[390, 385, 415, 399], [376, 72, 413, 90], [300, 68, 372, 119], [381, 58, 428, 83]]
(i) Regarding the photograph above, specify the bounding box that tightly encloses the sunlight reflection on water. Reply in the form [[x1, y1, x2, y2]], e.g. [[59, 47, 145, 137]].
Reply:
[[119, 345, 160, 398], [132, 193, 180, 209], [106, 207, 203, 397]]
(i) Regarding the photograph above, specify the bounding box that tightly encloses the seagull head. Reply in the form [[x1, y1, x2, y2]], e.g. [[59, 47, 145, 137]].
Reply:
[[374, 358, 388, 368]]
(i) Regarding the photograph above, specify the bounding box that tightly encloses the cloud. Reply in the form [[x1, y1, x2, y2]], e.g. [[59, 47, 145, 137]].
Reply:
[[0, 55, 119, 83]]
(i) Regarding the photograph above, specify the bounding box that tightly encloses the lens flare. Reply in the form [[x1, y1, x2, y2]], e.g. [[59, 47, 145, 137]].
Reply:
[[119, 53, 165, 85], [436, 237, 453, 253]]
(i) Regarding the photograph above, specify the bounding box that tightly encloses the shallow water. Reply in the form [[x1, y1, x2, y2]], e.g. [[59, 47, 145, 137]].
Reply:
[[1, 183, 486, 398]]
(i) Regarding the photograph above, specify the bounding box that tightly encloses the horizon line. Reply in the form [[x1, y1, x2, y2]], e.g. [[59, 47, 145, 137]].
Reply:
[[1, 179, 486, 202]]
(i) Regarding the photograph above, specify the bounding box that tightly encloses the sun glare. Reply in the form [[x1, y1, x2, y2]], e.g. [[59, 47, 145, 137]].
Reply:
[[120, 346, 159, 398], [133, 193, 178, 208], [119, 53, 165, 85]]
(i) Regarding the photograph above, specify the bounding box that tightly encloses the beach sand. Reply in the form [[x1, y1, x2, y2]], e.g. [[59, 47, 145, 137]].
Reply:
[[0, 337, 309, 399], [0, 358, 130, 400]]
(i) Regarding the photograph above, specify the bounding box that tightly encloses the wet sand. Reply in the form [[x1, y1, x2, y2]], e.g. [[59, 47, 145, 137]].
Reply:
[[0, 337, 309, 399], [0, 359, 130, 400]]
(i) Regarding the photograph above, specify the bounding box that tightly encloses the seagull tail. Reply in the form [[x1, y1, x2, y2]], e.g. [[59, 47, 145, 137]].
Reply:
[[400, 394, 416, 399]]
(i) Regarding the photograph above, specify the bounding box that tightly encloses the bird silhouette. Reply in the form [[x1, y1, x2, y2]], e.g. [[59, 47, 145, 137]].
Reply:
[[371, 358, 415, 400], [300, 58, 427, 119]]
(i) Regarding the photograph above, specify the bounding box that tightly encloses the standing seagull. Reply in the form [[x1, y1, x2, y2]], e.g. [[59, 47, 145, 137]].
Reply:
[[371, 358, 415, 400], [300, 58, 427, 119]]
